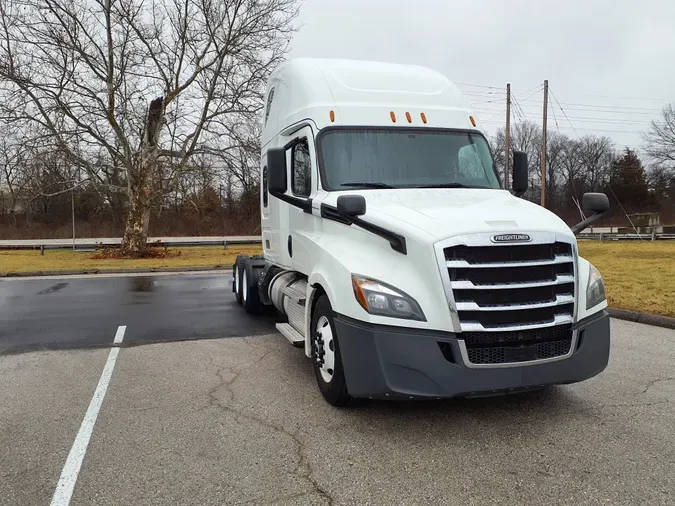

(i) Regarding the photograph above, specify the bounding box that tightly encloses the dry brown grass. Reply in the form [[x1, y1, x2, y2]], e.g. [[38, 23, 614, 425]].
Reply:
[[0, 244, 264, 274], [579, 241, 675, 317]]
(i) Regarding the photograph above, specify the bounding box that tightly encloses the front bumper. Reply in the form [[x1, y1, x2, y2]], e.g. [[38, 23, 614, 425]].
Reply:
[[334, 310, 610, 400]]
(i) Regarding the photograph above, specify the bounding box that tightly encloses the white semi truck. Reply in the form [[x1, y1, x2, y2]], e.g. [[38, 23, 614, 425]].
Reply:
[[232, 58, 611, 406]]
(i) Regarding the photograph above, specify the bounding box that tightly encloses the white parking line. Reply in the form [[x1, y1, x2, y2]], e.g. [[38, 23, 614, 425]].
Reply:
[[49, 325, 127, 506]]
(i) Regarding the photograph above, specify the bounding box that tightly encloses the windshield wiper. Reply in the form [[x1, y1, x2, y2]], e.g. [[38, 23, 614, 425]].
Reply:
[[340, 182, 394, 189], [413, 183, 481, 189]]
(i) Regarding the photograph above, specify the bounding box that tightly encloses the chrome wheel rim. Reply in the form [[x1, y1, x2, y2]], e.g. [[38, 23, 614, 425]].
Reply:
[[314, 316, 335, 383]]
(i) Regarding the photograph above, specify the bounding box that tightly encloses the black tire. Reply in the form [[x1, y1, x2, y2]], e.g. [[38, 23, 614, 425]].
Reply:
[[242, 260, 262, 314], [234, 257, 246, 305], [310, 294, 353, 407]]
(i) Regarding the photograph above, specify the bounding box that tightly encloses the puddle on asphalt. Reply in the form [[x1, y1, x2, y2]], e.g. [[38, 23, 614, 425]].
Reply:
[[37, 282, 68, 295], [130, 277, 155, 293]]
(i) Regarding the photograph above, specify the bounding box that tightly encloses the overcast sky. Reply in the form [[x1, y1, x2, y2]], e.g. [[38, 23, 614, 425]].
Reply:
[[289, 0, 675, 153]]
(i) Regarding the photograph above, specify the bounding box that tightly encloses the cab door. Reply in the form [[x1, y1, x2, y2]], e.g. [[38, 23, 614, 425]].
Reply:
[[287, 125, 319, 274]]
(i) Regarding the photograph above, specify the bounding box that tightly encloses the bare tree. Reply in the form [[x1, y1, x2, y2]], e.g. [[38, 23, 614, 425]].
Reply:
[[0, 124, 30, 221], [644, 104, 675, 171], [491, 121, 542, 201], [643, 106, 675, 221], [544, 131, 567, 209], [576, 135, 615, 191], [0, 0, 298, 254], [209, 119, 261, 196]]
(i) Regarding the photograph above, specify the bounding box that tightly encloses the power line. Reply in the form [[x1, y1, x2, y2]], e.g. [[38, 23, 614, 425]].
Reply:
[[515, 100, 661, 114], [547, 90, 670, 103], [516, 86, 545, 104], [518, 83, 544, 97], [555, 117, 651, 126], [456, 80, 667, 106], [459, 81, 660, 147], [511, 94, 528, 121], [468, 97, 506, 106], [480, 108, 508, 123], [481, 119, 646, 135], [550, 96, 561, 133], [454, 81, 503, 90], [554, 125, 647, 134], [461, 89, 506, 95], [463, 94, 506, 100]]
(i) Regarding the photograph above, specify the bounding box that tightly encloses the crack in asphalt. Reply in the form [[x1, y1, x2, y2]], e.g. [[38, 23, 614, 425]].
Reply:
[[200, 340, 334, 506], [603, 400, 671, 408], [640, 377, 675, 396]]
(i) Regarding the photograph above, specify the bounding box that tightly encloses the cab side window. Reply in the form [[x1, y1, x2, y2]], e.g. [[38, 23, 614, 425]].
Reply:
[[292, 138, 311, 197]]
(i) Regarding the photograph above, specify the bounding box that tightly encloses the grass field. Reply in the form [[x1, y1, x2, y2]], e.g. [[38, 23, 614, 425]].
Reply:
[[1, 241, 673, 317], [578, 241, 675, 318], [0, 245, 262, 275]]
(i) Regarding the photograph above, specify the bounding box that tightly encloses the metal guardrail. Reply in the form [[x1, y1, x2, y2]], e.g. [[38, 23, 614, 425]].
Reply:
[[577, 233, 675, 241], [0, 237, 264, 254]]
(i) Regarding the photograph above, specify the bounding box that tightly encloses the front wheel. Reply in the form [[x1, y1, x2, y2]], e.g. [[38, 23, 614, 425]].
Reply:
[[310, 294, 353, 407]]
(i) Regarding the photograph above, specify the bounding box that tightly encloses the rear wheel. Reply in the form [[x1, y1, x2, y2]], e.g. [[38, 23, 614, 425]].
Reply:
[[311, 294, 352, 407], [234, 261, 243, 304], [242, 261, 261, 314]]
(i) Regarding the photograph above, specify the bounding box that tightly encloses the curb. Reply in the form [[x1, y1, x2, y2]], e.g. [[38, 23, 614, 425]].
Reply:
[[0, 265, 233, 278], [607, 308, 675, 330]]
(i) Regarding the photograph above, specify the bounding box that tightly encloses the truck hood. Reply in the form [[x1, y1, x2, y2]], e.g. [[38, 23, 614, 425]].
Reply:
[[328, 188, 575, 241]]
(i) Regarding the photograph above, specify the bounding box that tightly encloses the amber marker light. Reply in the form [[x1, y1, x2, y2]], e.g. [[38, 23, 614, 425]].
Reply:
[[352, 276, 369, 311]]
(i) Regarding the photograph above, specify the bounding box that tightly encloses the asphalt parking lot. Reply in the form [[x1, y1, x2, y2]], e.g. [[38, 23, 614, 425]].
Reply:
[[0, 272, 277, 353], [1, 273, 674, 505]]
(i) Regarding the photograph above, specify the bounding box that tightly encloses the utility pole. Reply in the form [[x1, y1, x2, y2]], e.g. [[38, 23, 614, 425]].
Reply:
[[505, 83, 511, 189], [541, 79, 549, 208]]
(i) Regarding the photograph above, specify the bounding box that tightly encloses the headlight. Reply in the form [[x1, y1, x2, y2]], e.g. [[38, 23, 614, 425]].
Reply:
[[586, 263, 606, 309], [351, 275, 426, 321]]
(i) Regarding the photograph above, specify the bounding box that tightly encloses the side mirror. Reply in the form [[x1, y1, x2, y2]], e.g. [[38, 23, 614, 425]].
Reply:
[[512, 151, 528, 197], [267, 147, 287, 193], [337, 194, 366, 217], [582, 192, 610, 214], [570, 192, 611, 235]]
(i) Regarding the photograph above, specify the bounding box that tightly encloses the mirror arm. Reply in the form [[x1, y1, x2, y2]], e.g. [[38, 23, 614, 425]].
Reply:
[[270, 189, 312, 212], [513, 188, 527, 198], [570, 210, 610, 236]]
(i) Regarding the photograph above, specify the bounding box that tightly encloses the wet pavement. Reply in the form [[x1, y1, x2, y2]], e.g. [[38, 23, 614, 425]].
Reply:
[[0, 272, 276, 353]]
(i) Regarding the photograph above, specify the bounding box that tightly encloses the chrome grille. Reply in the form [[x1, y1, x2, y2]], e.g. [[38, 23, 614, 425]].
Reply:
[[443, 240, 576, 333]]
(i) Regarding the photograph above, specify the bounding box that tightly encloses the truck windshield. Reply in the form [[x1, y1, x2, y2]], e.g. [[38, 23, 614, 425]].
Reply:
[[318, 128, 500, 191]]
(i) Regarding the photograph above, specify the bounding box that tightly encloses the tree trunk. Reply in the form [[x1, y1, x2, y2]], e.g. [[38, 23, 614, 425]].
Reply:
[[121, 182, 152, 256], [120, 96, 165, 256]]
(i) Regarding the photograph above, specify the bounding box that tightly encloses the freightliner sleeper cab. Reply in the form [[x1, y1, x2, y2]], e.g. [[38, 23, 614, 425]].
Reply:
[[232, 58, 611, 406]]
